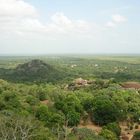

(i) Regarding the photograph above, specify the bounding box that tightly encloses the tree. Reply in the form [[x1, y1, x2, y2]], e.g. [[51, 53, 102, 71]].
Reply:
[[54, 94, 83, 127], [0, 115, 55, 140], [92, 96, 121, 125]]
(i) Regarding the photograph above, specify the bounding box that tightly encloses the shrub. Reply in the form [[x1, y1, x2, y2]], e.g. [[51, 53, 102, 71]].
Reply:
[[37, 90, 47, 101], [135, 125, 139, 129], [67, 111, 80, 127], [103, 122, 121, 138], [26, 95, 39, 105], [132, 131, 140, 140], [100, 129, 118, 140], [35, 105, 50, 122], [71, 128, 105, 140]]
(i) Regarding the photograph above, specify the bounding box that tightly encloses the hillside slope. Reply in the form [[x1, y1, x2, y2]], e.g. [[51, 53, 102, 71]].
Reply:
[[0, 59, 65, 83]]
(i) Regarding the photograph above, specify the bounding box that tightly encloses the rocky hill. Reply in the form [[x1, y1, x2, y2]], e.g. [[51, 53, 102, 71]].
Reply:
[[0, 59, 65, 83]]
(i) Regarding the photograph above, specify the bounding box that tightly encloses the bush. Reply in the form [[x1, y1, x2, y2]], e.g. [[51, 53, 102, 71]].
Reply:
[[0, 99, 5, 110], [71, 128, 105, 140], [35, 105, 50, 122], [48, 112, 64, 127], [135, 125, 139, 129], [100, 129, 118, 140], [103, 122, 121, 138], [130, 125, 133, 130], [37, 90, 47, 101], [67, 111, 80, 127], [26, 95, 39, 105], [132, 131, 140, 140], [1, 91, 21, 110], [82, 97, 94, 113]]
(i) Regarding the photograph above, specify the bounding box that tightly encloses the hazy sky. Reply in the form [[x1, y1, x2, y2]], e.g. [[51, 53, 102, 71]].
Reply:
[[0, 0, 140, 55]]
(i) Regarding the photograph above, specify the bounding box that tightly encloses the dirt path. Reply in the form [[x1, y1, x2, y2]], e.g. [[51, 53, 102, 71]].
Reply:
[[121, 82, 140, 89], [78, 119, 140, 140], [78, 118, 102, 134], [120, 122, 140, 140]]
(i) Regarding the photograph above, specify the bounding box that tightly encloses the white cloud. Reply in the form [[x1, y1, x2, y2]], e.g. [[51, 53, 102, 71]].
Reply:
[[106, 14, 127, 28], [0, 0, 126, 41], [106, 21, 116, 28], [0, 0, 42, 36], [0, 0, 91, 38], [49, 12, 91, 34], [112, 14, 126, 23], [51, 12, 72, 25], [0, 0, 38, 17]]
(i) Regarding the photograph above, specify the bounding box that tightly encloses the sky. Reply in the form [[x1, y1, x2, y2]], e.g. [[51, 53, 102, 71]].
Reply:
[[0, 0, 140, 55]]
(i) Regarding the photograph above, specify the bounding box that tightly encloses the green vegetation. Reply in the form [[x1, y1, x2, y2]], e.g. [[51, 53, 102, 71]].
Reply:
[[132, 131, 140, 140], [0, 59, 67, 83], [103, 122, 121, 139], [0, 55, 140, 139], [100, 129, 118, 140]]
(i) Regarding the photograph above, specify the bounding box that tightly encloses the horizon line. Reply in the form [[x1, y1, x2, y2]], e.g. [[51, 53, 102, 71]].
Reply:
[[0, 53, 140, 57]]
